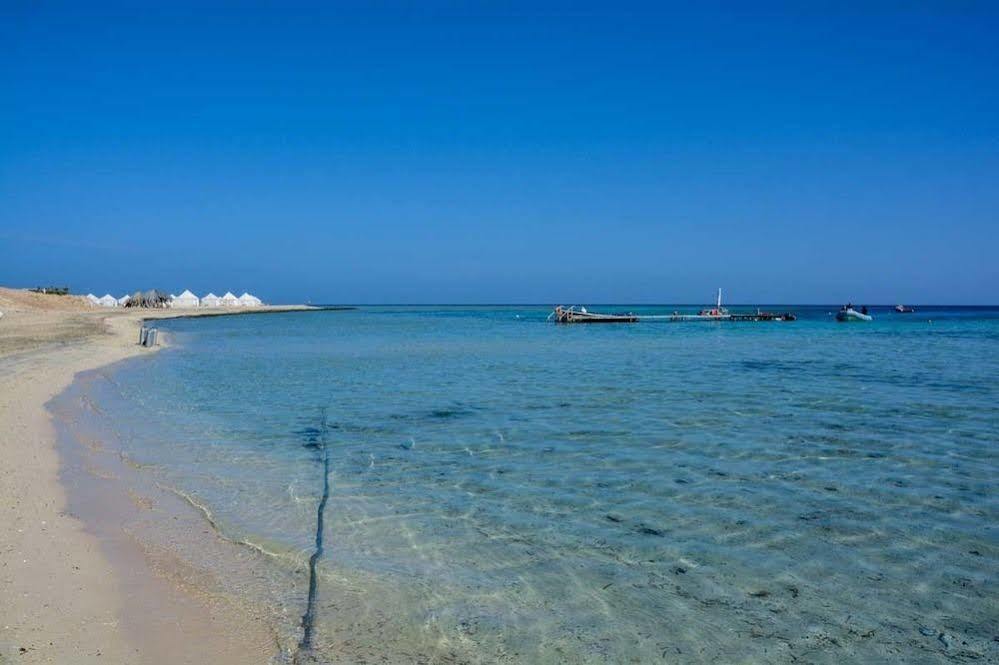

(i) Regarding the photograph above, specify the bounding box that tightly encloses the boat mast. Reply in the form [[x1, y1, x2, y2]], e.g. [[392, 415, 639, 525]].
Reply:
[[716, 288, 722, 310]]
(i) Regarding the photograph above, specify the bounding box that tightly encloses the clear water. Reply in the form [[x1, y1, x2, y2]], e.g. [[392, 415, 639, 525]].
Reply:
[[66, 306, 998, 663]]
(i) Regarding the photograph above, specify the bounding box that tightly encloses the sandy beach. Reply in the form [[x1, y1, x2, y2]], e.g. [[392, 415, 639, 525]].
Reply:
[[0, 288, 311, 664]]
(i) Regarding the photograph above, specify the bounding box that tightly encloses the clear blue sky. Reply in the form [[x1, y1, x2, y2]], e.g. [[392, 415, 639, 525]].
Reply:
[[2, 2, 997, 304]]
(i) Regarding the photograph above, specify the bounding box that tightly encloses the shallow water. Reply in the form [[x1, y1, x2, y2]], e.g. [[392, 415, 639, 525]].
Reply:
[[59, 306, 998, 663]]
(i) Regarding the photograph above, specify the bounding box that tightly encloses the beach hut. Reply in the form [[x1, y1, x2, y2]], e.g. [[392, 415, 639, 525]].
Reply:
[[117, 294, 131, 306], [125, 290, 170, 308], [201, 292, 221, 308], [98, 294, 118, 307], [85, 293, 100, 305], [238, 292, 262, 307], [172, 289, 200, 308], [220, 291, 240, 307]]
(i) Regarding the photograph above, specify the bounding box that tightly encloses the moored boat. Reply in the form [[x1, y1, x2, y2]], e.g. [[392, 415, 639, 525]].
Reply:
[[894, 304, 915, 313], [836, 305, 872, 322]]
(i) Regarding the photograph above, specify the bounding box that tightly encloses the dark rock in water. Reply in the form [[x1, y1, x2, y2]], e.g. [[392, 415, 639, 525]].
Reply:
[[427, 404, 476, 420], [919, 627, 936, 637], [636, 525, 665, 537], [605, 514, 623, 523], [748, 589, 770, 598], [297, 425, 323, 449], [399, 439, 414, 450], [673, 567, 687, 575]]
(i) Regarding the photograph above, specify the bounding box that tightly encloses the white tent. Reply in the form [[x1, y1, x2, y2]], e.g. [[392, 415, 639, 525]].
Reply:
[[172, 289, 200, 308], [85, 293, 100, 305], [117, 294, 131, 306], [98, 294, 118, 307], [201, 292, 221, 308], [238, 292, 262, 307], [220, 291, 240, 307]]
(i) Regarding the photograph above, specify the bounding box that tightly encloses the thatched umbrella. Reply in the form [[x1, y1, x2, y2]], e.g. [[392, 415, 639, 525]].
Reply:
[[125, 289, 170, 308]]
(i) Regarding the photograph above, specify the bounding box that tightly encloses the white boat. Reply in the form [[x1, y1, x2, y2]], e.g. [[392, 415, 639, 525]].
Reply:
[[836, 307, 872, 322]]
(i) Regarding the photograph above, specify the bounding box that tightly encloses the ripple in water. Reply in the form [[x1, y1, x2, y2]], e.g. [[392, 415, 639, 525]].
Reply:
[[69, 306, 999, 663]]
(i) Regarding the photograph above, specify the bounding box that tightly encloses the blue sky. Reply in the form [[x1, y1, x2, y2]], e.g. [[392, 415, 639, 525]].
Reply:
[[2, 2, 997, 303]]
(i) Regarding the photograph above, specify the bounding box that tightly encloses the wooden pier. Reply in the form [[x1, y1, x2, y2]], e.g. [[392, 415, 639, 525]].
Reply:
[[553, 290, 795, 324], [552, 306, 795, 324], [551, 306, 639, 324]]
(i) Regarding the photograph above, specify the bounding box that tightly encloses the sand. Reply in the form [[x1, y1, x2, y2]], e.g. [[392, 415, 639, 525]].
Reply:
[[0, 288, 312, 664]]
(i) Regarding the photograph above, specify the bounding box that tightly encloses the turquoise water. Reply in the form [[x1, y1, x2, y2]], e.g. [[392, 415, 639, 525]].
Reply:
[[67, 306, 997, 662]]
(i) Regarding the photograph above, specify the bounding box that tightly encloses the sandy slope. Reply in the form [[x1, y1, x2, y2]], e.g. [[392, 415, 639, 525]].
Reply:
[[0, 289, 309, 663]]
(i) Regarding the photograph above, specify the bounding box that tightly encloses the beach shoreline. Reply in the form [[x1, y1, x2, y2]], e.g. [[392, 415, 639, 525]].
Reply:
[[0, 288, 315, 664]]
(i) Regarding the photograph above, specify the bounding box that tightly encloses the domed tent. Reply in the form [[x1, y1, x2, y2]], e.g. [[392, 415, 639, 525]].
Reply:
[[85, 294, 100, 305], [201, 292, 221, 308], [117, 294, 131, 306], [220, 291, 240, 307], [172, 289, 200, 308], [238, 292, 262, 307], [98, 294, 118, 307]]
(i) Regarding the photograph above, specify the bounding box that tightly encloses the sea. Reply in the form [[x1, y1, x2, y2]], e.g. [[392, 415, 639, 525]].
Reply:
[[51, 305, 998, 663]]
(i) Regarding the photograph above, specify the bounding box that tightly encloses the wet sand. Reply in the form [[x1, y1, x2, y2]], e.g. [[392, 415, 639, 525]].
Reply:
[[0, 288, 312, 664]]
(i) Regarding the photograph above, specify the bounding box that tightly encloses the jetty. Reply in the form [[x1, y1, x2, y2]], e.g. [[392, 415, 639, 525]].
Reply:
[[552, 290, 796, 324], [551, 306, 639, 323]]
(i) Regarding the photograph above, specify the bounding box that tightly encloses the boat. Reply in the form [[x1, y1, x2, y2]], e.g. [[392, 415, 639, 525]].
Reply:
[[836, 305, 873, 322], [551, 305, 638, 324], [894, 304, 915, 313]]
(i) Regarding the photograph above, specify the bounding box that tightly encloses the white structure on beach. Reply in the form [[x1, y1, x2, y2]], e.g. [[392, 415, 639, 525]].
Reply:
[[238, 292, 262, 307], [117, 294, 131, 306], [85, 294, 100, 305], [171, 289, 200, 308], [201, 292, 221, 308], [220, 291, 240, 307], [98, 294, 118, 307]]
